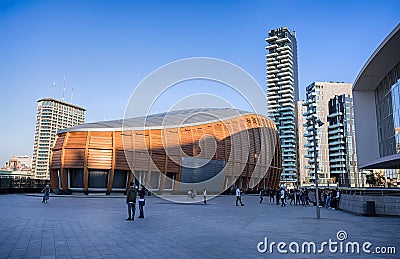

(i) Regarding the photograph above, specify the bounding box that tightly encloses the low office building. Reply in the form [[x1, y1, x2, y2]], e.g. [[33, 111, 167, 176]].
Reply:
[[353, 24, 400, 172], [50, 108, 282, 194], [353, 24, 400, 186]]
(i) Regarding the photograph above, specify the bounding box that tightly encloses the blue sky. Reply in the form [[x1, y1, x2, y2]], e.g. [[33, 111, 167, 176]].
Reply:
[[0, 0, 399, 164]]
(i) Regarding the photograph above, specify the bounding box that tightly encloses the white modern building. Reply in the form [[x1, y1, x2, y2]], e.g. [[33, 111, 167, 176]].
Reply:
[[303, 82, 352, 185], [266, 27, 299, 185], [353, 23, 400, 187], [32, 98, 85, 179]]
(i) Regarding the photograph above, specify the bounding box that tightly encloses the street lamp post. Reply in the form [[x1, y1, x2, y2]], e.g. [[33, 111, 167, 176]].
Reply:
[[308, 117, 324, 219]]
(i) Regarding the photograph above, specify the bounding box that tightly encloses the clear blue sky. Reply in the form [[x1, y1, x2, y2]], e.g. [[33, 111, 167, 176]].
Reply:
[[0, 0, 399, 165]]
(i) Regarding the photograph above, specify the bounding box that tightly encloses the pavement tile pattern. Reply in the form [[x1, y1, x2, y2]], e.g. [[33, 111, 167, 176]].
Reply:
[[0, 194, 399, 258]]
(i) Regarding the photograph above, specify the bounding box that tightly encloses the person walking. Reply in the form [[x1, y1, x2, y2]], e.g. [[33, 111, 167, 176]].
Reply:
[[325, 188, 331, 208], [41, 184, 50, 204], [203, 188, 207, 204], [280, 188, 286, 207], [295, 188, 301, 205], [275, 189, 280, 205], [138, 186, 146, 218], [126, 182, 137, 221], [269, 189, 274, 204], [259, 189, 264, 204], [235, 188, 244, 206]]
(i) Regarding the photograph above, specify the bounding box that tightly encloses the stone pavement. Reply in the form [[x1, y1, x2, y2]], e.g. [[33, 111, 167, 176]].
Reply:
[[0, 194, 399, 258]]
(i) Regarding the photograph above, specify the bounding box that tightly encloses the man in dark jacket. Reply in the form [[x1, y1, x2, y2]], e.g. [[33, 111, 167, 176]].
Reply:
[[138, 186, 146, 218], [126, 182, 137, 221]]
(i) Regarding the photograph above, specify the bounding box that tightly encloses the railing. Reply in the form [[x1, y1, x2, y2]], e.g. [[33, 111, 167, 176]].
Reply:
[[0, 177, 50, 194], [308, 187, 400, 216]]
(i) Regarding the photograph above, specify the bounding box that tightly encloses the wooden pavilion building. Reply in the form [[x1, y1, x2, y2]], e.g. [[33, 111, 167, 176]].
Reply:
[[50, 108, 282, 194]]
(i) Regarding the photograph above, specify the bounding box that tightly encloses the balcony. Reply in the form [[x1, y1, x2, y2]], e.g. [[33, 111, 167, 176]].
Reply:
[[281, 50, 293, 56], [282, 162, 296, 168], [266, 52, 278, 58], [277, 63, 291, 68], [328, 134, 343, 140], [330, 157, 345, 163], [331, 170, 346, 174], [281, 75, 293, 82], [305, 154, 314, 158], [267, 65, 277, 71], [277, 71, 292, 77], [277, 45, 291, 51], [280, 125, 295, 130], [265, 36, 278, 42], [281, 143, 295, 148], [281, 66, 293, 72], [330, 151, 345, 157], [328, 128, 343, 135], [267, 86, 280, 91], [267, 78, 279, 83], [268, 103, 280, 109], [328, 123, 343, 129], [276, 37, 291, 43], [277, 80, 292, 86], [267, 69, 278, 74], [267, 94, 280, 100], [267, 74, 276, 79], [330, 146, 345, 151], [329, 140, 345, 146], [327, 112, 343, 118], [330, 164, 346, 169], [277, 54, 291, 60], [266, 44, 278, 50], [278, 89, 293, 95], [278, 97, 292, 103]]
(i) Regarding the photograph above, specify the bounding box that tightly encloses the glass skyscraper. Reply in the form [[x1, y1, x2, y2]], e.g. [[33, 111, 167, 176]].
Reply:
[[266, 27, 299, 185], [327, 94, 359, 187]]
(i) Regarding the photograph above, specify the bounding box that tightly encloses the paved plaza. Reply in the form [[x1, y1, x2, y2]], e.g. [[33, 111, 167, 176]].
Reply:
[[0, 193, 399, 258]]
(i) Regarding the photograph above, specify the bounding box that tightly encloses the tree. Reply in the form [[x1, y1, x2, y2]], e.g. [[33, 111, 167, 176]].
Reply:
[[365, 171, 385, 187]]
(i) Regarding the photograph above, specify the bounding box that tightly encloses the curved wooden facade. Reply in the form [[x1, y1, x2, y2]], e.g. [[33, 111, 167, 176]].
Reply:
[[50, 109, 281, 194]]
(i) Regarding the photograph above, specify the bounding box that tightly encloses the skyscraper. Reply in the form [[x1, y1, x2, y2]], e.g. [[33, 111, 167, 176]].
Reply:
[[32, 98, 85, 179], [303, 82, 352, 185], [266, 27, 299, 185], [327, 94, 359, 186]]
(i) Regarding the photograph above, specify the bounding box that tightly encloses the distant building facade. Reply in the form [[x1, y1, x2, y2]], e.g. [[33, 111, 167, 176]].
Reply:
[[1, 155, 34, 178], [327, 94, 359, 186], [353, 23, 400, 187], [303, 82, 352, 185], [266, 27, 299, 185], [32, 98, 85, 179], [296, 101, 308, 185]]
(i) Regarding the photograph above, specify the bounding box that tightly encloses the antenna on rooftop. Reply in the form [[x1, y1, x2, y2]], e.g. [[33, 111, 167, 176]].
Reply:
[[52, 81, 56, 98], [62, 76, 66, 101], [71, 87, 74, 103]]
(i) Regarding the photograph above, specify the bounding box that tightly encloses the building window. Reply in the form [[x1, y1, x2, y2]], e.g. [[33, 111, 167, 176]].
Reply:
[[69, 169, 84, 188]]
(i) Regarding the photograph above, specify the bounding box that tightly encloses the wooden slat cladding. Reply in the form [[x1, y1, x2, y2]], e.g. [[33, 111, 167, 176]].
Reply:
[[51, 150, 62, 168], [53, 135, 65, 150], [64, 132, 87, 149], [51, 113, 282, 192], [64, 149, 85, 168], [88, 132, 113, 149], [88, 149, 112, 169]]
